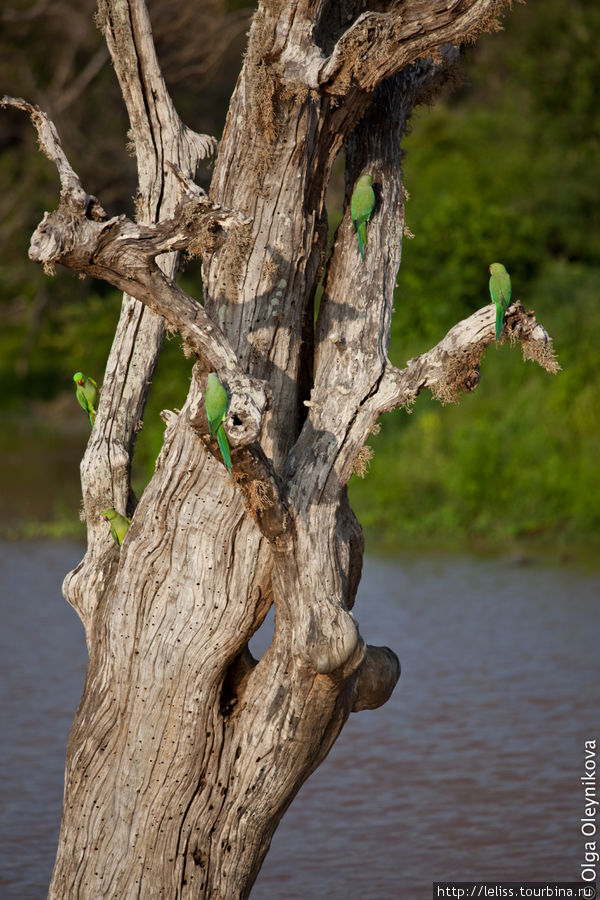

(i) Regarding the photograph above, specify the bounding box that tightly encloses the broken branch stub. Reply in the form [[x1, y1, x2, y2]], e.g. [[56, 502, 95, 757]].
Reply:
[[1, 95, 107, 218]]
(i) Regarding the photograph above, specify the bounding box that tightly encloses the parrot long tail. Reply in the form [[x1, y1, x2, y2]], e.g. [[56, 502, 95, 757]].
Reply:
[[216, 425, 233, 482], [495, 304, 504, 341], [357, 221, 366, 260]]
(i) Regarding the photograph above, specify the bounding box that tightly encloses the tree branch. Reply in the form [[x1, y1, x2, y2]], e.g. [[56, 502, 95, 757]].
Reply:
[[30, 206, 267, 442], [0, 96, 107, 218], [72, 0, 216, 548], [278, 0, 509, 95], [2, 96, 269, 447], [284, 71, 410, 510], [325, 300, 559, 490], [377, 300, 560, 415], [284, 46, 559, 506], [97, 0, 217, 177]]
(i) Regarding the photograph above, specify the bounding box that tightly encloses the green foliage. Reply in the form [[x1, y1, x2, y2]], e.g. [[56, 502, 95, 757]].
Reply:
[[350, 0, 600, 550], [352, 263, 600, 549], [0, 279, 122, 408]]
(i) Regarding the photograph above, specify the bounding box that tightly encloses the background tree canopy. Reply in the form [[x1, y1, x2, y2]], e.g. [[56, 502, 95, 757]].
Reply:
[[1, 0, 598, 549]]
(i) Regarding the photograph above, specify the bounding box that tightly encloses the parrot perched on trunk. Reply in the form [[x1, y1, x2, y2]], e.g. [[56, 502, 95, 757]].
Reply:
[[205, 373, 233, 482], [73, 372, 98, 426], [101, 508, 130, 547], [488, 263, 512, 341], [351, 173, 375, 261]]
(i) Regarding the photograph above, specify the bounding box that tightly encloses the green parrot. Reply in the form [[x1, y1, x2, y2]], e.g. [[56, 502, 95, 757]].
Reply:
[[350, 173, 376, 261], [101, 508, 130, 547], [488, 262, 512, 341], [73, 372, 99, 426], [205, 373, 233, 482]]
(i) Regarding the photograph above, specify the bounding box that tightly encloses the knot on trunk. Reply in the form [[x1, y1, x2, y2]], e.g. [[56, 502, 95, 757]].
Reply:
[[351, 645, 401, 712]]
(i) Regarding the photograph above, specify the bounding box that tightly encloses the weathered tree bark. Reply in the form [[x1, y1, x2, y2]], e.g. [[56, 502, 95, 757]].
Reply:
[[2, 0, 559, 897]]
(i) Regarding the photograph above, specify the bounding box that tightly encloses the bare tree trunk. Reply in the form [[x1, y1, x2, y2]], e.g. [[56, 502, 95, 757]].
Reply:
[[1, 0, 559, 897]]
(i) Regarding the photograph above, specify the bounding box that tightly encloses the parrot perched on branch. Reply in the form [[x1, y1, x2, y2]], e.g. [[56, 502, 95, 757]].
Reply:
[[73, 372, 98, 426], [101, 508, 130, 547], [351, 173, 376, 261], [205, 373, 233, 482], [488, 262, 512, 341]]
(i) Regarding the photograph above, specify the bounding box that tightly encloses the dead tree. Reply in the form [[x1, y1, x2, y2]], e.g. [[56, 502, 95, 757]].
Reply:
[[1, 0, 558, 896]]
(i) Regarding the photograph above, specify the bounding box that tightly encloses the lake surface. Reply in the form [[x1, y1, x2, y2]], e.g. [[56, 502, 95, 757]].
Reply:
[[0, 541, 598, 898]]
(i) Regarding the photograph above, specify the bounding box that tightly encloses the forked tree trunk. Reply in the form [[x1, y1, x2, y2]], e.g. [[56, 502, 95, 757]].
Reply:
[[1, 0, 560, 897]]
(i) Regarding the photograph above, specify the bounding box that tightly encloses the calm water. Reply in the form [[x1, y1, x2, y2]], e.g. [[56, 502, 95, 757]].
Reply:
[[0, 542, 598, 899]]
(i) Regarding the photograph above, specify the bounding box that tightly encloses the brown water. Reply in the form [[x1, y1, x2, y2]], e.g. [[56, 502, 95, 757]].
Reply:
[[0, 543, 598, 899]]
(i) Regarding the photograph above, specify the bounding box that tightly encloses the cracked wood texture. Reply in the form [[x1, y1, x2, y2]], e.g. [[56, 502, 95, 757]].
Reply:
[[9, 0, 556, 897]]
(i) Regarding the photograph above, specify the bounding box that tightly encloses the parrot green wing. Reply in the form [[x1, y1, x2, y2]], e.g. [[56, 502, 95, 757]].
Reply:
[[216, 424, 233, 482], [101, 508, 131, 547], [488, 263, 512, 341], [113, 514, 130, 546], [205, 374, 234, 480], [82, 377, 99, 424], [73, 372, 99, 426], [350, 174, 375, 261], [75, 386, 90, 415], [205, 373, 228, 437]]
